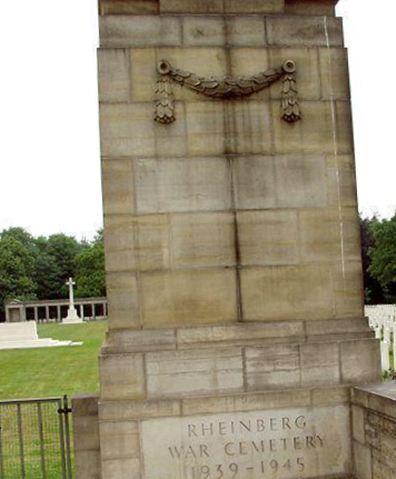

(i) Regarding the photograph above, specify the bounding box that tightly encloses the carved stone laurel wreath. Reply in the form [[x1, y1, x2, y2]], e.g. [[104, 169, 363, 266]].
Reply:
[[154, 59, 301, 125]]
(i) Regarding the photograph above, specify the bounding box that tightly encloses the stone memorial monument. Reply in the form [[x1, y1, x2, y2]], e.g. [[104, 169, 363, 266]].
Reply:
[[63, 277, 83, 324], [73, 1, 384, 478]]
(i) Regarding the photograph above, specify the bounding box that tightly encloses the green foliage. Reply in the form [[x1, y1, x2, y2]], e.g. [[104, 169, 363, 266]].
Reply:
[[0, 231, 37, 310], [368, 215, 396, 301], [0, 227, 105, 318], [75, 234, 106, 298]]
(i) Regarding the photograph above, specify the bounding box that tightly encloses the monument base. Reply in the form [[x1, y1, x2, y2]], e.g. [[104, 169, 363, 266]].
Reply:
[[0, 322, 82, 350], [71, 318, 381, 479], [63, 307, 83, 324]]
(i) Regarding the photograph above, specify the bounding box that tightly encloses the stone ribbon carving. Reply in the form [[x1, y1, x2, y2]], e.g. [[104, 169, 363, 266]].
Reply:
[[154, 59, 301, 125]]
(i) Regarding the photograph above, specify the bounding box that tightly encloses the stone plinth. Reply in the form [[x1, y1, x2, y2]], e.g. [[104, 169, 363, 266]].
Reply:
[[0, 322, 81, 349], [352, 383, 396, 479], [73, 1, 381, 478]]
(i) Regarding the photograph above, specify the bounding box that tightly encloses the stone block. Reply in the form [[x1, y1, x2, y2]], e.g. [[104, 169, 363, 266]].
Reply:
[[99, 0, 159, 15], [104, 215, 137, 272], [140, 269, 238, 328], [141, 404, 352, 479], [272, 101, 336, 154], [269, 47, 321, 100], [326, 154, 358, 207], [311, 386, 351, 406], [305, 318, 371, 339], [75, 450, 101, 479], [135, 214, 170, 271], [177, 321, 305, 347], [340, 339, 381, 384], [224, 0, 284, 13], [183, 16, 225, 47], [300, 342, 340, 387], [353, 441, 372, 479], [100, 102, 187, 158], [160, 0, 224, 13], [237, 210, 299, 266], [146, 348, 244, 398], [101, 159, 134, 215], [101, 457, 141, 479], [182, 389, 311, 415], [170, 212, 236, 268], [274, 155, 328, 208], [352, 405, 366, 444], [245, 344, 300, 390], [241, 264, 334, 321], [299, 208, 342, 262], [229, 49, 270, 100], [319, 47, 350, 99], [99, 398, 181, 421], [99, 16, 182, 48], [224, 101, 272, 155], [372, 458, 394, 479], [106, 272, 140, 329], [134, 157, 231, 214], [99, 421, 140, 460], [73, 416, 100, 452], [226, 17, 266, 47], [98, 49, 130, 102], [285, 0, 336, 16], [105, 328, 176, 354], [336, 100, 354, 154], [100, 353, 145, 400], [232, 156, 276, 210], [332, 260, 364, 318], [266, 16, 343, 47], [130, 48, 227, 102], [185, 102, 225, 156]]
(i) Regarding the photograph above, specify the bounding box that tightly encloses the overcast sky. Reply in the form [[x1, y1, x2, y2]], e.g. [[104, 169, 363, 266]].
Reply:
[[0, 0, 395, 240]]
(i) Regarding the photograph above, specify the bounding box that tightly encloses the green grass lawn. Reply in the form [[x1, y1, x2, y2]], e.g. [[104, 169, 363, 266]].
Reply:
[[0, 321, 107, 400]]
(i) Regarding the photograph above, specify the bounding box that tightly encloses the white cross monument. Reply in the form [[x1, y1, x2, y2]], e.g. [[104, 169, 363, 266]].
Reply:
[[63, 277, 83, 324]]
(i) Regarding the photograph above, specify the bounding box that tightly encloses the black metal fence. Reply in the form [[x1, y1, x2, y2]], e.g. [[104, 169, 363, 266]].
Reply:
[[0, 396, 73, 479]]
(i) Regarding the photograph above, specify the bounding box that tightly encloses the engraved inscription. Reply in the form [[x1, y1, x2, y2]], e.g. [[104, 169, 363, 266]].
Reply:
[[141, 406, 351, 479]]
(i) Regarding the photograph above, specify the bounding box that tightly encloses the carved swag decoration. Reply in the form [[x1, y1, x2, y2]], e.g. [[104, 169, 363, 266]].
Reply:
[[154, 59, 301, 125]]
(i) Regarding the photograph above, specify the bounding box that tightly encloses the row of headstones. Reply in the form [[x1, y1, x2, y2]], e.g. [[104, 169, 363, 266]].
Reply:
[[365, 306, 396, 373]]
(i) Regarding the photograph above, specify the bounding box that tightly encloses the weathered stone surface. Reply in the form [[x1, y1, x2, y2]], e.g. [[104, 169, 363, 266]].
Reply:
[[100, 353, 145, 400], [99, 420, 140, 461], [241, 264, 334, 321], [224, 0, 284, 13], [140, 269, 237, 328], [98, 49, 130, 102], [141, 406, 351, 479], [285, 0, 336, 16], [100, 16, 182, 47], [319, 47, 350, 99], [134, 157, 231, 214], [161, 0, 223, 13], [340, 339, 381, 384], [237, 210, 299, 266], [101, 159, 134, 216], [99, 0, 158, 15], [106, 273, 140, 329], [226, 17, 266, 47], [266, 16, 343, 47], [183, 16, 225, 47], [146, 348, 244, 398]]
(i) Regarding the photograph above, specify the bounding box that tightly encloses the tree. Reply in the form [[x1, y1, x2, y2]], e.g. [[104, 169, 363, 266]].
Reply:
[[75, 231, 105, 298], [360, 215, 385, 304], [0, 234, 37, 318], [35, 234, 86, 299], [369, 214, 396, 301]]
